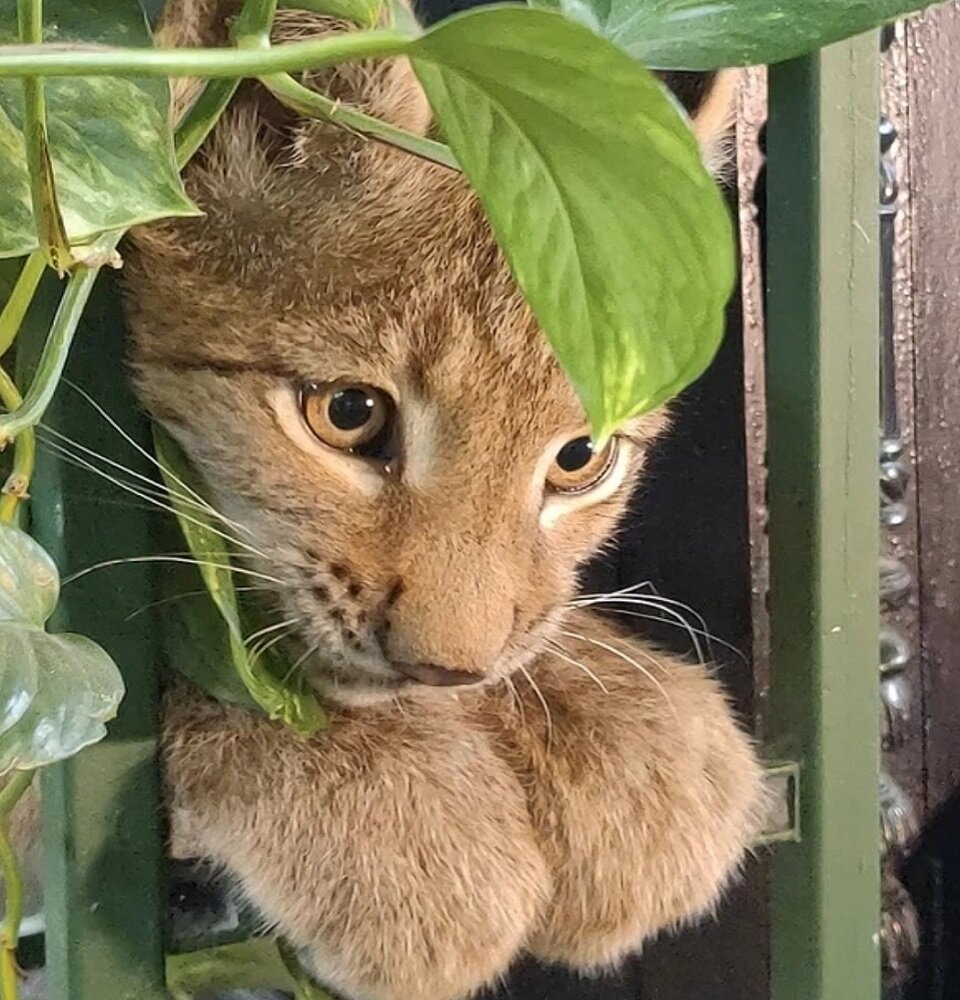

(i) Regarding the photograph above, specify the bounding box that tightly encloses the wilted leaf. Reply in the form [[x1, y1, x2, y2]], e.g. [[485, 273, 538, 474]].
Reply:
[[0, 625, 124, 775], [0, 522, 124, 774], [529, 0, 940, 70], [0, 646, 36, 738], [154, 426, 326, 736], [0, 0, 198, 259], [0, 518, 59, 626], [411, 7, 734, 437]]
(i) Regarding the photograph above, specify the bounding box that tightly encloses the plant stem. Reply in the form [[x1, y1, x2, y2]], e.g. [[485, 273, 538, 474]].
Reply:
[[232, 0, 279, 48], [0, 252, 44, 359], [0, 29, 411, 78], [0, 771, 35, 1000], [0, 255, 103, 446], [16, 0, 72, 273], [262, 72, 458, 170], [0, 369, 33, 524]]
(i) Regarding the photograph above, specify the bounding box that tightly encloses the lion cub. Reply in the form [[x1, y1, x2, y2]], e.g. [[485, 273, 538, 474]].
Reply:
[[116, 3, 765, 997]]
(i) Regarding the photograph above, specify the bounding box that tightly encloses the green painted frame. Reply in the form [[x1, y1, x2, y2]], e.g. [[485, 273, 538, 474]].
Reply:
[[765, 35, 882, 1000], [9, 30, 883, 1000], [17, 272, 168, 1000]]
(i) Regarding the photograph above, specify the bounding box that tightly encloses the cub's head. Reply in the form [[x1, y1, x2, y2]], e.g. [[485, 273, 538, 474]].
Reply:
[[124, 4, 734, 702]]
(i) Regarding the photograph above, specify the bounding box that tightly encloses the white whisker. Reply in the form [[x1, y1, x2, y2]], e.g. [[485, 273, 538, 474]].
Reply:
[[244, 616, 303, 648], [250, 626, 299, 662], [39, 423, 252, 542], [518, 664, 553, 748], [502, 675, 527, 727], [281, 641, 322, 683], [574, 593, 707, 664], [62, 379, 252, 537], [558, 627, 678, 722], [123, 584, 287, 622], [583, 603, 746, 665], [575, 580, 657, 602], [38, 434, 267, 562], [64, 555, 288, 588], [543, 639, 610, 694]]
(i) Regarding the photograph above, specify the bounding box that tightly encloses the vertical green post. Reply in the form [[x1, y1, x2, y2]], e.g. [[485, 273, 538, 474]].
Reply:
[[18, 274, 168, 1000], [765, 35, 881, 1000]]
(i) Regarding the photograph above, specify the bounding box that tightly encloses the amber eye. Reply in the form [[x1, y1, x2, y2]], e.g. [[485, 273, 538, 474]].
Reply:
[[546, 435, 618, 494], [300, 382, 395, 458]]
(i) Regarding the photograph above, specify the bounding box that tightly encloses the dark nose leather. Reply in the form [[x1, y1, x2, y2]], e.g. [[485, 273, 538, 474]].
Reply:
[[392, 662, 482, 687]]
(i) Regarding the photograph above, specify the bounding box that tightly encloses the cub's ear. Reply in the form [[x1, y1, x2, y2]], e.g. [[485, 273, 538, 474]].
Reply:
[[688, 69, 740, 182], [658, 69, 740, 182]]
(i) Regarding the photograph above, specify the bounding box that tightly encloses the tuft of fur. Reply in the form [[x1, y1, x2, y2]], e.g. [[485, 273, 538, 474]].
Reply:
[[4, 5, 764, 999]]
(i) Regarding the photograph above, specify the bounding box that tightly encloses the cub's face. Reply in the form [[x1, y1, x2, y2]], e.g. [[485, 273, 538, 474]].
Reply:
[[124, 22, 681, 702], [128, 223, 663, 704]]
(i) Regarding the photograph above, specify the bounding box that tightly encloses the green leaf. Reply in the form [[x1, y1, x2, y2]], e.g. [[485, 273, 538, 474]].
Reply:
[[529, 0, 939, 70], [411, 6, 734, 437], [0, 0, 198, 259], [153, 426, 326, 737], [0, 522, 124, 775], [0, 624, 124, 775], [0, 518, 58, 626], [167, 939, 300, 1000], [279, 0, 385, 28]]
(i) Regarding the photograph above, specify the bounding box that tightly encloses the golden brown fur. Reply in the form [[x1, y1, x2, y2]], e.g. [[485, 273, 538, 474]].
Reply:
[[16, 5, 764, 998]]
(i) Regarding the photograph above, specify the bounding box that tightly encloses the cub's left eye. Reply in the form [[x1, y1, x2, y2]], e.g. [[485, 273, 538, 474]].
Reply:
[[300, 381, 396, 459], [546, 436, 618, 494]]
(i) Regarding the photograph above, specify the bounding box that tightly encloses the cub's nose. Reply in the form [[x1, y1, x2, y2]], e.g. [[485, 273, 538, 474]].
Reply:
[[392, 662, 483, 687]]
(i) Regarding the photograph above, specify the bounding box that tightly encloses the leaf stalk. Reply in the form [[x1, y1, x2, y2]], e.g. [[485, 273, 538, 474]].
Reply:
[[0, 771, 35, 1000], [0, 29, 411, 79]]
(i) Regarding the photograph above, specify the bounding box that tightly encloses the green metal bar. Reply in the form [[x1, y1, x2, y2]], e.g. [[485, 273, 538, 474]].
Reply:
[[17, 271, 167, 1000], [765, 35, 881, 1000]]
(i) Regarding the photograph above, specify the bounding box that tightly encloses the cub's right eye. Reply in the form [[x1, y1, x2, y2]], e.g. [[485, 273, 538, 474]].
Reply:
[[299, 382, 396, 460]]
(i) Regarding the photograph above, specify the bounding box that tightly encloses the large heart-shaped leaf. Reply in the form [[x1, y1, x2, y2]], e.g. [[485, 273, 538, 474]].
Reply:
[[0, 623, 124, 775], [0, 0, 198, 259], [154, 426, 326, 736], [529, 0, 938, 70], [411, 6, 734, 437]]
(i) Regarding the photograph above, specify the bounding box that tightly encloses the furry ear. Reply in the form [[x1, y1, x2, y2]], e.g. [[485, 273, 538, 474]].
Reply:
[[685, 69, 740, 182]]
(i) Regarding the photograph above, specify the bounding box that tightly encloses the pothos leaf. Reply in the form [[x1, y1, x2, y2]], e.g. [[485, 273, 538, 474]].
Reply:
[[411, 6, 734, 439], [0, 522, 124, 776], [528, 0, 940, 70], [0, 516, 58, 625], [153, 426, 326, 737], [0, 624, 124, 775], [0, 0, 198, 259]]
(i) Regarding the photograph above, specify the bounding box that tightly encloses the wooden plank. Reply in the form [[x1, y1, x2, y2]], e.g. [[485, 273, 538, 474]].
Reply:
[[765, 36, 881, 1000], [903, 0, 960, 818]]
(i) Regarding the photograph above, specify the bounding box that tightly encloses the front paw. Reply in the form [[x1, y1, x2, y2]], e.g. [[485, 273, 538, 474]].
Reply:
[[163, 689, 551, 1000], [508, 629, 767, 969]]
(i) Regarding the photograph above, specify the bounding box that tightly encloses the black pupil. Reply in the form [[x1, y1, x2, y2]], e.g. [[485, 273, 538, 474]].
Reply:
[[329, 388, 375, 431], [556, 437, 595, 473]]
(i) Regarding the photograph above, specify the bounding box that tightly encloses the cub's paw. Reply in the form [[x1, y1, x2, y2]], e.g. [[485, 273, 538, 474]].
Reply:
[[163, 688, 550, 1000], [504, 619, 767, 970]]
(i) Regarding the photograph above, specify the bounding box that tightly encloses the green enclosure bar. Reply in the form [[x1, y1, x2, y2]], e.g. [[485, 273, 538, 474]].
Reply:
[[18, 273, 168, 1000], [765, 35, 881, 1000]]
